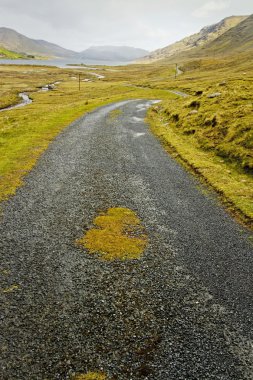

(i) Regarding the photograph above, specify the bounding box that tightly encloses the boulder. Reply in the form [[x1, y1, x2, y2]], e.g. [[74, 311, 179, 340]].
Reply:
[[189, 110, 198, 115], [207, 92, 221, 98]]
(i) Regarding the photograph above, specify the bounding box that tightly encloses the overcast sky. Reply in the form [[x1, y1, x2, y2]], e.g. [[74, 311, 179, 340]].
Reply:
[[0, 0, 252, 52]]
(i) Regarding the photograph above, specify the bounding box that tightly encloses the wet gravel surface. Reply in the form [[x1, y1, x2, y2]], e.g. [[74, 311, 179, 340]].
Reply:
[[1, 100, 253, 379]]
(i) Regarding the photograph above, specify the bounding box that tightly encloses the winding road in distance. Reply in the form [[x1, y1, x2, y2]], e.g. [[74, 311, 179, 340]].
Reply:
[[1, 100, 253, 379]]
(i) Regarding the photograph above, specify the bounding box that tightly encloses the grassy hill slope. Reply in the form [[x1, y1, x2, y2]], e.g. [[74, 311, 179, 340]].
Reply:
[[201, 14, 253, 56], [0, 27, 76, 58], [0, 46, 27, 59], [139, 16, 247, 63]]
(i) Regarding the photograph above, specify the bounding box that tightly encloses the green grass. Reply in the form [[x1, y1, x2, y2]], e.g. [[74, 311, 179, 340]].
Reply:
[[146, 54, 253, 227], [0, 46, 26, 59], [156, 85, 253, 171], [148, 106, 253, 226]]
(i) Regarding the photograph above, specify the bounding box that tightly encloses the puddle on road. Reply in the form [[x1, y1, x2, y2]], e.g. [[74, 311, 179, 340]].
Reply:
[[136, 104, 146, 109], [136, 100, 161, 113], [77, 207, 148, 261], [132, 116, 143, 122], [133, 132, 146, 138]]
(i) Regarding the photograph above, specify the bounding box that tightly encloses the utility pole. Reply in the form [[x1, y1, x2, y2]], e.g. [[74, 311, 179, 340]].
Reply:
[[79, 74, 81, 91], [175, 63, 178, 79]]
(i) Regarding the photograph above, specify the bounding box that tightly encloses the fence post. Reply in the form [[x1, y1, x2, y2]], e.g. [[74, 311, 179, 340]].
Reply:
[[175, 63, 178, 79]]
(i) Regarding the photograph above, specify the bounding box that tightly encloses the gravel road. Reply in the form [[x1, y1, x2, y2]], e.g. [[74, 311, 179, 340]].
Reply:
[[1, 100, 253, 379]]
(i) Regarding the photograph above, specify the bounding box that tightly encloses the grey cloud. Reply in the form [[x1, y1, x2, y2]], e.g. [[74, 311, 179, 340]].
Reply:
[[0, 0, 252, 51]]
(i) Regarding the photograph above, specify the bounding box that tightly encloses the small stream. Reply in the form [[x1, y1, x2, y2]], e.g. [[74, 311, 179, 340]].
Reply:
[[0, 81, 62, 112], [0, 74, 103, 113], [0, 93, 32, 112]]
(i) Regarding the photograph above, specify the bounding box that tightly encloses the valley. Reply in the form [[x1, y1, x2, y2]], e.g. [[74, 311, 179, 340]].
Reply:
[[0, 46, 252, 228], [0, 27, 149, 62], [1, 10, 253, 380]]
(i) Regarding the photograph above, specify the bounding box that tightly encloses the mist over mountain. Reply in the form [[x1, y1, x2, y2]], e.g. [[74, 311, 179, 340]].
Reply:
[[78, 46, 149, 62], [1, 15, 252, 65], [0, 27, 148, 62]]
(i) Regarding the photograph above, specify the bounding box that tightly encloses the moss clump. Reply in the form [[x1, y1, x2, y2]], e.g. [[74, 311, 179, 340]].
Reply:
[[73, 372, 106, 380], [2, 284, 19, 293], [77, 207, 148, 261], [188, 100, 200, 109], [159, 84, 253, 170]]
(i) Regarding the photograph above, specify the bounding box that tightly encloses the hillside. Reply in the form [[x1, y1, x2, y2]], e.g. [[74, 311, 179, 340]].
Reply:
[[78, 46, 149, 62], [0, 28, 148, 62], [139, 16, 248, 63], [0, 46, 27, 59], [200, 14, 253, 56], [0, 27, 76, 58]]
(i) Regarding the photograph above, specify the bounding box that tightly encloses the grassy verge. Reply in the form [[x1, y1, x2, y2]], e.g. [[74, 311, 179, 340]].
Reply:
[[148, 105, 253, 229], [138, 55, 253, 229]]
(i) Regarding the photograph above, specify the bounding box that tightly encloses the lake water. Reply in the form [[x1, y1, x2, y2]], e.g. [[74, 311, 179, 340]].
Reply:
[[0, 58, 130, 68]]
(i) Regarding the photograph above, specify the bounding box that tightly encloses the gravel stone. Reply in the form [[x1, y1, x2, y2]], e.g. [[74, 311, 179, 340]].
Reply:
[[1, 100, 253, 380]]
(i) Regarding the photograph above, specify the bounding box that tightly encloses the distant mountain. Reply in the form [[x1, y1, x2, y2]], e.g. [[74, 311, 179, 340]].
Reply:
[[78, 46, 149, 62], [0, 28, 148, 62], [199, 14, 253, 56], [138, 16, 248, 63], [0, 27, 76, 58]]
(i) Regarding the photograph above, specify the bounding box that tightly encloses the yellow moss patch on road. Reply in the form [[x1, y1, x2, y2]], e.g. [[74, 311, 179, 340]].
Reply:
[[2, 284, 19, 293], [73, 372, 106, 380], [77, 207, 148, 260]]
